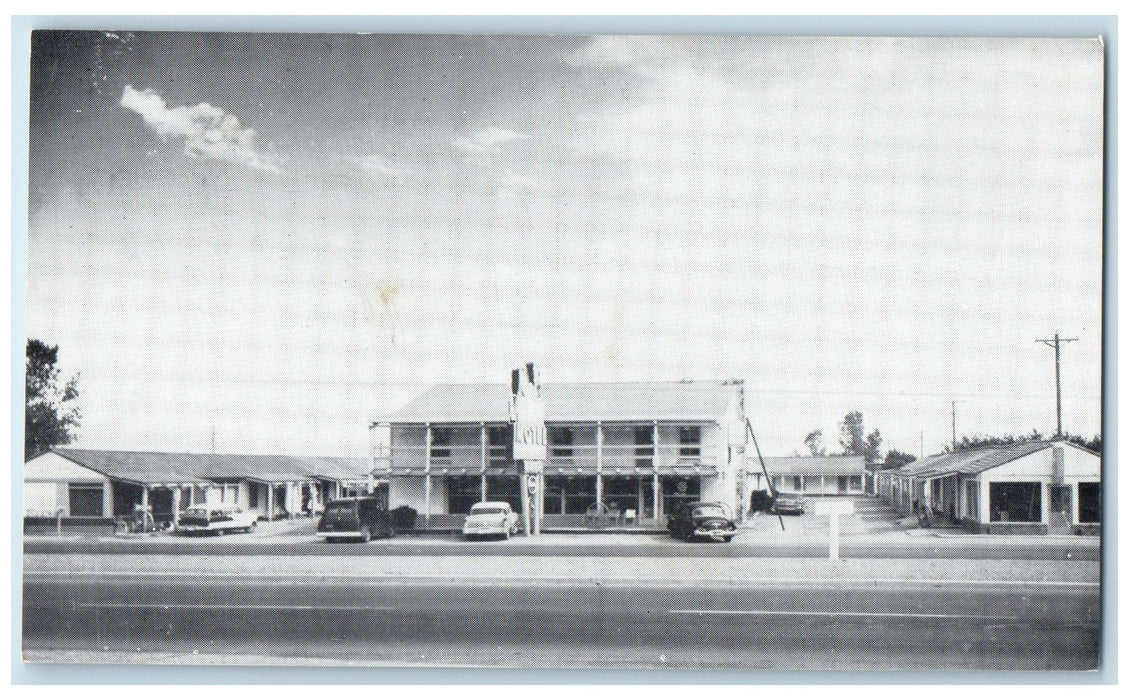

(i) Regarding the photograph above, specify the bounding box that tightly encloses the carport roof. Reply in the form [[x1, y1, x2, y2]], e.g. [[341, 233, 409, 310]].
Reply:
[[378, 381, 741, 424], [51, 449, 370, 486]]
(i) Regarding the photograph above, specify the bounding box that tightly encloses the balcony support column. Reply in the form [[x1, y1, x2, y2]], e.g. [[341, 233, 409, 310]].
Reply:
[[480, 423, 487, 502]]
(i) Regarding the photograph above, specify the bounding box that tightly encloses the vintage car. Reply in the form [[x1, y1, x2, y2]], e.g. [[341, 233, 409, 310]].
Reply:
[[667, 501, 739, 542], [318, 497, 395, 543], [771, 492, 806, 515], [462, 501, 521, 540], [178, 505, 258, 535]]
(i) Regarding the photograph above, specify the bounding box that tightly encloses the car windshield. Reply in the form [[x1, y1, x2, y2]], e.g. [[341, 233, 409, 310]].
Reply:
[[692, 505, 726, 518], [470, 506, 506, 515]]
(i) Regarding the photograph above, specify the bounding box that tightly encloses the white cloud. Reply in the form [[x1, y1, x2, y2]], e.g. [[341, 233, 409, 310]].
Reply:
[[347, 154, 411, 181], [120, 85, 282, 173], [452, 126, 527, 154]]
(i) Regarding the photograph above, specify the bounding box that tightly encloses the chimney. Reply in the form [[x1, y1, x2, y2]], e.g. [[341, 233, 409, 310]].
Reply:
[[1052, 445, 1065, 484]]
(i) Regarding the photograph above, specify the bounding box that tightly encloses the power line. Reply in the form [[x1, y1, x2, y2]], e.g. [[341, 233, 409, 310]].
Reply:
[[1036, 332, 1079, 437]]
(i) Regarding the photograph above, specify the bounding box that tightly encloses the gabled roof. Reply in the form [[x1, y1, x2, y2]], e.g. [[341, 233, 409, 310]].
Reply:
[[892, 440, 1095, 479], [50, 449, 369, 486], [379, 381, 741, 424], [762, 455, 866, 476]]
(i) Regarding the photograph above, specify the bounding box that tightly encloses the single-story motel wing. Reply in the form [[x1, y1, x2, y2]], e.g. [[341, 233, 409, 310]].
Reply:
[[23, 379, 1100, 536], [875, 440, 1101, 535], [24, 449, 371, 527]]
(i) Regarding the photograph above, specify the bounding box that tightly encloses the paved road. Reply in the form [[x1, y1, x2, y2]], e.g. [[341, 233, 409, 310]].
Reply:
[[23, 566, 1099, 670], [23, 535, 1101, 560]]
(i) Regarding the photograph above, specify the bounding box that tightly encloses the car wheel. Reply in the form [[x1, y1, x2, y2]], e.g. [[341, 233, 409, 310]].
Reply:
[[722, 536, 734, 543]]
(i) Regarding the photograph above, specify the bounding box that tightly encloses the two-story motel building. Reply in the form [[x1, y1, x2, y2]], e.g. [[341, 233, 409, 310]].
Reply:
[[370, 380, 748, 529]]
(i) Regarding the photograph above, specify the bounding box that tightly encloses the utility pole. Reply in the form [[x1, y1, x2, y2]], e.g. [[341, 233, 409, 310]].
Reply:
[[920, 431, 924, 459], [1037, 332, 1078, 437], [951, 401, 956, 450]]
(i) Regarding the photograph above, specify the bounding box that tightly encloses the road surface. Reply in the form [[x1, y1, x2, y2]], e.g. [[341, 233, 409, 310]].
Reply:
[[23, 556, 1100, 670]]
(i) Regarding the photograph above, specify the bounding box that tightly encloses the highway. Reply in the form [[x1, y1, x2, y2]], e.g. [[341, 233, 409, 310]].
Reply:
[[23, 559, 1100, 670], [22, 535, 1100, 560]]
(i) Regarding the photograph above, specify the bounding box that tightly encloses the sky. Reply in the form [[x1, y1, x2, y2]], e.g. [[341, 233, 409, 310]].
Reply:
[[25, 32, 1105, 458]]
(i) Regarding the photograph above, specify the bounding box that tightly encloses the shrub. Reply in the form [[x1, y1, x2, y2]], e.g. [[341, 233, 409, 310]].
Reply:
[[390, 505, 418, 530]]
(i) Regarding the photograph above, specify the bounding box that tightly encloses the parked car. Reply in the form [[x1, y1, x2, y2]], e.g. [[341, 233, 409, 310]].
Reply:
[[667, 501, 738, 542], [462, 501, 521, 540], [318, 497, 395, 543], [771, 492, 806, 515], [178, 505, 258, 535]]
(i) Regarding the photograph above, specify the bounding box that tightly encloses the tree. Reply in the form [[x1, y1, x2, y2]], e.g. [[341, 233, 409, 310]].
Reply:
[[838, 411, 866, 456], [803, 430, 827, 456], [25, 339, 81, 459], [865, 429, 884, 463], [947, 430, 1101, 454], [883, 449, 917, 470]]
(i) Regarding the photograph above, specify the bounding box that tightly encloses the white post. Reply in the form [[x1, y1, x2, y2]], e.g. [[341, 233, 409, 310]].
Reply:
[[829, 512, 840, 560], [521, 462, 531, 537], [424, 423, 432, 528]]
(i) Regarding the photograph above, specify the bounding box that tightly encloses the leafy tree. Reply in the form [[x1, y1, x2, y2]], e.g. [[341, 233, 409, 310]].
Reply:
[[1065, 433, 1102, 453], [838, 411, 866, 456], [883, 449, 917, 470], [865, 429, 884, 463], [25, 339, 81, 459], [947, 430, 1101, 454], [803, 430, 827, 456]]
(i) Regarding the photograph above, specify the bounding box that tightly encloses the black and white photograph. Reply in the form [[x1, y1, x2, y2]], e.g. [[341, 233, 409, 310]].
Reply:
[[19, 26, 1107, 674]]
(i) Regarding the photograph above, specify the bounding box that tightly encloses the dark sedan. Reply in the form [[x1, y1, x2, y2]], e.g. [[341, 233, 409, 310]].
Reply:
[[667, 501, 739, 542]]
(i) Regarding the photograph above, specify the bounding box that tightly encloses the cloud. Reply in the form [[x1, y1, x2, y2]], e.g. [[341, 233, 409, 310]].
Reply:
[[347, 154, 411, 181], [452, 126, 527, 154], [120, 85, 282, 173]]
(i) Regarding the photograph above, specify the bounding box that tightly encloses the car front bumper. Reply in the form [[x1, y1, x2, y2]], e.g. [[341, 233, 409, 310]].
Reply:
[[693, 527, 737, 541], [463, 522, 509, 535]]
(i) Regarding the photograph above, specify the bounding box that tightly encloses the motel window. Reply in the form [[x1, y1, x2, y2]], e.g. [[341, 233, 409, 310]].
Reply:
[[430, 427, 451, 461], [487, 425, 511, 468], [679, 426, 701, 458], [850, 475, 862, 491], [549, 426, 574, 458], [447, 476, 481, 515], [248, 484, 259, 508], [635, 426, 654, 468], [1078, 482, 1100, 523], [68, 484, 104, 517], [989, 482, 1042, 523], [838, 475, 850, 492], [793, 475, 803, 492]]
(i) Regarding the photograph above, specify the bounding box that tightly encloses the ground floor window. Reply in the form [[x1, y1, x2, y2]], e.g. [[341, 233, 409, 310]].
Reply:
[[1078, 482, 1100, 523], [602, 475, 654, 519], [662, 476, 700, 517], [447, 475, 481, 514], [989, 482, 1042, 522], [965, 481, 979, 520], [68, 483, 104, 517], [545, 476, 595, 515], [485, 475, 521, 512]]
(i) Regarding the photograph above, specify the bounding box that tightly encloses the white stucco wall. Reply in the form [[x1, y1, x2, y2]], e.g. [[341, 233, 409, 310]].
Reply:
[[24, 452, 113, 516]]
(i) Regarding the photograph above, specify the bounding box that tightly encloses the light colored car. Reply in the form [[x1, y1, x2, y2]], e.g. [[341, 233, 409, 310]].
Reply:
[[462, 501, 521, 540], [771, 492, 806, 515], [178, 505, 258, 535]]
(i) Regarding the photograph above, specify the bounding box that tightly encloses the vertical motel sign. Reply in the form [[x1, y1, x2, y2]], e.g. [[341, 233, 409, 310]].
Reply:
[[510, 363, 546, 535]]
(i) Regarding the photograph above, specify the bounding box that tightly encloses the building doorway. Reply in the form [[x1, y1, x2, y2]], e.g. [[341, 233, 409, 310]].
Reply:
[[661, 476, 700, 520]]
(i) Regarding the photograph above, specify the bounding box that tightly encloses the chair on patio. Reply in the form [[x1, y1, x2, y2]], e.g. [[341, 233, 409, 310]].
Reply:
[[623, 508, 637, 525]]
